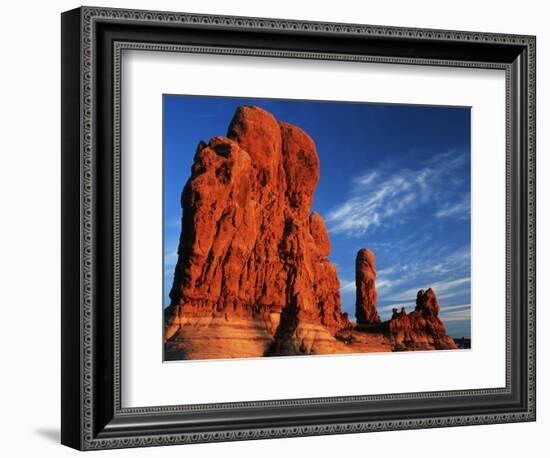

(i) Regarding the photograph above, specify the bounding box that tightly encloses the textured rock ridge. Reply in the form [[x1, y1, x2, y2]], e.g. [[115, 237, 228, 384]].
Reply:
[[355, 248, 380, 324], [164, 106, 348, 359], [388, 288, 457, 350]]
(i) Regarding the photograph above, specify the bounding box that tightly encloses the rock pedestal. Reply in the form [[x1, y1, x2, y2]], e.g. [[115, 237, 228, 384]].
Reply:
[[389, 289, 457, 350]]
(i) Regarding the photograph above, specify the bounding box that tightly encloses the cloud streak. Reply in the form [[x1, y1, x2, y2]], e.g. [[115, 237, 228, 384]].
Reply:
[[384, 276, 470, 302], [435, 193, 471, 220], [340, 279, 356, 292], [326, 150, 470, 236], [374, 245, 470, 298], [440, 304, 471, 322]]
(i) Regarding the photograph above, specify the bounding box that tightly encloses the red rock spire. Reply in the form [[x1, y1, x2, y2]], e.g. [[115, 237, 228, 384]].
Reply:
[[355, 248, 381, 324]]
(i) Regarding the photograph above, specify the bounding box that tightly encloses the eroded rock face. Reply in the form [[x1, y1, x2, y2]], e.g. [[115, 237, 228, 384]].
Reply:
[[389, 289, 457, 350], [355, 248, 380, 324], [164, 106, 348, 359]]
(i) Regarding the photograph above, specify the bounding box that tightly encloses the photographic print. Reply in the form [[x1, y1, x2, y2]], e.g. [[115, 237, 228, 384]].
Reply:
[[163, 95, 471, 361]]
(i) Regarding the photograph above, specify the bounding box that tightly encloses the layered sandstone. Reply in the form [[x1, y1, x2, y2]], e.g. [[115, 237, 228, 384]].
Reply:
[[355, 248, 380, 324], [388, 289, 457, 351], [164, 106, 348, 359]]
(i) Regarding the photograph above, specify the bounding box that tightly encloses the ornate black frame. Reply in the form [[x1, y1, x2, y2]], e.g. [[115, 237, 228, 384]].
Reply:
[[61, 6, 536, 451]]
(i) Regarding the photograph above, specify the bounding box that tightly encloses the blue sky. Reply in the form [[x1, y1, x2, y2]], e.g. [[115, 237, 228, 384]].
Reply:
[[163, 95, 471, 338]]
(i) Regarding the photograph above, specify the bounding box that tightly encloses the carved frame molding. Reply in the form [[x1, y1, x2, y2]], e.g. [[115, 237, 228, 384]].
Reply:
[[61, 6, 536, 450]]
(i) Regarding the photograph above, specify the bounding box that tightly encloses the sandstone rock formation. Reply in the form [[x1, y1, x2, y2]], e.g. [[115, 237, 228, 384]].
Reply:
[[164, 105, 349, 360], [355, 248, 380, 324], [388, 288, 457, 350], [164, 104, 461, 360]]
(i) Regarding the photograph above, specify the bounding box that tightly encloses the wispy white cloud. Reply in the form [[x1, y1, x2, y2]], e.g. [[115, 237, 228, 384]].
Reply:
[[165, 250, 178, 262], [372, 245, 470, 302], [164, 250, 178, 281], [435, 193, 470, 220], [440, 303, 471, 312], [385, 276, 470, 302], [340, 279, 356, 292], [327, 171, 422, 235], [376, 278, 395, 292], [326, 150, 469, 236], [377, 266, 397, 276], [440, 304, 471, 322], [355, 171, 378, 186]]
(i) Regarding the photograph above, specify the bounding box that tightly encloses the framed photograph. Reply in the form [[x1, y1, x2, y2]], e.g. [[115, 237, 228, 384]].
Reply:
[[61, 6, 536, 450]]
